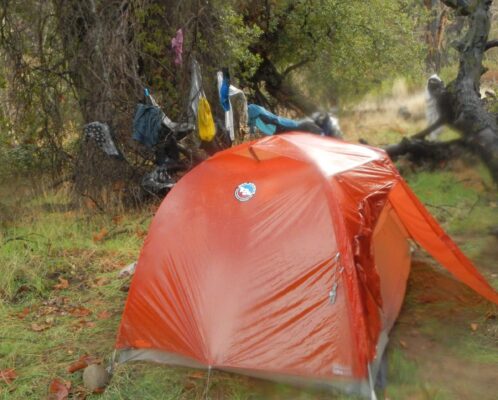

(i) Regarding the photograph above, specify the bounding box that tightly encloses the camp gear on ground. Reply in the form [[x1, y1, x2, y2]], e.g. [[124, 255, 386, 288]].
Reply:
[[141, 165, 175, 193], [197, 96, 216, 142], [311, 112, 343, 138], [83, 122, 122, 158], [171, 29, 183, 66], [132, 103, 164, 148], [188, 59, 203, 123], [116, 133, 498, 399]]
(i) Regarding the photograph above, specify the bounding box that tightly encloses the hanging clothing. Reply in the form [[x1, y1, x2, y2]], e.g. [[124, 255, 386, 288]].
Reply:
[[217, 70, 235, 141], [228, 85, 248, 128], [84, 122, 122, 158], [171, 29, 183, 66], [219, 69, 231, 112], [188, 59, 203, 123], [197, 96, 216, 142], [247, 104, 299, 135], [132, 103, 164, 148]]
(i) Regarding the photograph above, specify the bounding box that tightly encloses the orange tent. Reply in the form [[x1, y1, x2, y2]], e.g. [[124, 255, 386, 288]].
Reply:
[[116, 133, 498, 397]]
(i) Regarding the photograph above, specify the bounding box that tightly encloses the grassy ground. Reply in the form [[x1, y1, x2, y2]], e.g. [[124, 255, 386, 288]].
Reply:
[[1, 153, 497, 399]]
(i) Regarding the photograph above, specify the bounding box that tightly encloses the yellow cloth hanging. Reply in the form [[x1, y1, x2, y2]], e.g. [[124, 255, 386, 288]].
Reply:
[[197, 96, 216, 142]]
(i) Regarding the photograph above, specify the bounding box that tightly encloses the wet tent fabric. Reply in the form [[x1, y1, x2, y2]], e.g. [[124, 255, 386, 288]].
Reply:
[[116, 133, 498, 397]]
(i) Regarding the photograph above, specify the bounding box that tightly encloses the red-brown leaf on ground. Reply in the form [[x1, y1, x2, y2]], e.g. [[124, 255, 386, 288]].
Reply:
[[92, 228, 108, 243], [70, 307, 92, 317], [188, 371, 205, 379], [84, 198, 97, 210], [470, 323, 479, 331], [112, 214, 124, 225], [72, 385, 88, 399], [17, 307, 30, 319], [73, 319, 96, 331], [31, 322, 50, 332], [399, 339, 408, 349], [91, 277, 108, 287], [53, 277, 69, 290], [135, 229, 147, 239], [0, 368, 17, 385], [48, 378, 71, 400], [97, 310, 111, 320], [67, 355, 102, 373]]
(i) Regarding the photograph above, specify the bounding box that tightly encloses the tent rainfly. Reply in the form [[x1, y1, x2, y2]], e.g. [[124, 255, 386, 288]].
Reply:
[[116, 133, 498, 399]]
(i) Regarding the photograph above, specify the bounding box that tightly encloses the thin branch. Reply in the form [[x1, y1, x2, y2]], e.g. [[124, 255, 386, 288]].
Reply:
[[440, 0, 471, 15], [485, 39, 498, 51], [410, 118, 445, 140], [282, 58, 311, 78]]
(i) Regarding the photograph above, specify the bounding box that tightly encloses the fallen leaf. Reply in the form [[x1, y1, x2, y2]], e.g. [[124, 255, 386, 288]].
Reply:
[[68, 355, 101, 373], [399, 340, 408, 349], [17, 307, 30, 319], [74, 319, 96, 330], [0, 368, 17, 384], [84, 198, 97, 210], [72, 385, 89, 400], [97, 310, 111, 320], [135, 229, 147, 239], [48, 378, 71, 400], [54, 277, 69, 290], [70, 307, 92, 317], [485, 312, 496, 320], [31, 322, 50, 332], [112, 215, 124, 225], [470, 323, 478, 331], [188, 371, 205, 379], [92, 277, 108, 287], [93, 228, 108, 243]]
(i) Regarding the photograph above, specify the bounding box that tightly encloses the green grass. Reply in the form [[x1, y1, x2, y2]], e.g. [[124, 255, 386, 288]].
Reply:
[[405, 168, 498, 235]]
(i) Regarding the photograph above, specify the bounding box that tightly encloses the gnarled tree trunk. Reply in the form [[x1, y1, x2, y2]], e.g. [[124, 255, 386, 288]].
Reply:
[[388, 0, 498, 185]]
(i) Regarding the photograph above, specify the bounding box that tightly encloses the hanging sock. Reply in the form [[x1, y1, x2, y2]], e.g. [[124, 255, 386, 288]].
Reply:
[[171, 29, 183, 66]]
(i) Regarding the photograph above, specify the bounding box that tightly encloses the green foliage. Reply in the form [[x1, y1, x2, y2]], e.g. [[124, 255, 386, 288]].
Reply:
[[239, 0, 427, 103], [406, 168, 498, 235]]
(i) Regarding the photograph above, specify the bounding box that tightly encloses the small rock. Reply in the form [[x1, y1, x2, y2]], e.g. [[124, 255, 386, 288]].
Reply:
[[83, 364, 109, 392], [118, 262, 137, 278]]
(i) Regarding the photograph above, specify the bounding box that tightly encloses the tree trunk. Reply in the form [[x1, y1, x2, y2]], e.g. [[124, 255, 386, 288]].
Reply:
[[54, 0, 143, 207], [252, 57, 318, 115], [445, 0, 498, 183], [391, 1, 498, 185]]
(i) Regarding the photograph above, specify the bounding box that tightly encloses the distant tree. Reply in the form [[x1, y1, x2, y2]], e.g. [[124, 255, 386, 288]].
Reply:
[[237, 0, 426, 113]]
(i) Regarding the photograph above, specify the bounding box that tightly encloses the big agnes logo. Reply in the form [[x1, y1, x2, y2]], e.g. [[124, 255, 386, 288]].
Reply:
[[234, 182, 256, 202]]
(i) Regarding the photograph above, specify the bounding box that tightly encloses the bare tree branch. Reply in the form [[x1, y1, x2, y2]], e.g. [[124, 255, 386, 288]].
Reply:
[[440, 0, 471, 15], [282, 58, 311, 78], [411, 118, 445, 140], [485, 39, 498, 50]]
